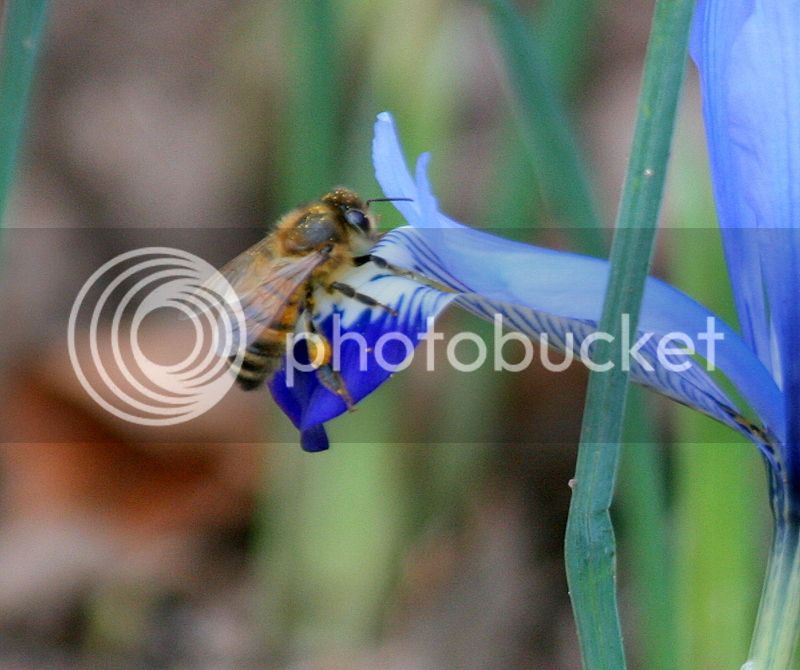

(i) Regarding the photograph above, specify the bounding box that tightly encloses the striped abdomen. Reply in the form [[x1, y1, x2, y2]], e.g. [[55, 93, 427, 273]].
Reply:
[[232, 300, 300, 390]]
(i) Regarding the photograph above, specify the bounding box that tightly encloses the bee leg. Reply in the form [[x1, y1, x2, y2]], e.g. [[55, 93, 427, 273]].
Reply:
[[360, 255, 455, 294], [300, 310, 356, 410], [315, 364, 355, 410], [327, 281, 398, 317]]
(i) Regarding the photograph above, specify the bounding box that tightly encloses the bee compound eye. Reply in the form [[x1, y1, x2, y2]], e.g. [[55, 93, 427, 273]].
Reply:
[[344, 208, 370, 232]]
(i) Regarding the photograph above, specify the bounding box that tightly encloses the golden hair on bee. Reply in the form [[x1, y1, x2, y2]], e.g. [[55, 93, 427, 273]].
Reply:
[[269, 188, 377, 257], [217, 187, 388, 395]]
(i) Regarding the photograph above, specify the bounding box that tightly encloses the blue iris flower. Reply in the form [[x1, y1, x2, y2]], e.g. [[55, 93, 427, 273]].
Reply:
[[692, 1, 800, 514], [270, 112, 781, 455]]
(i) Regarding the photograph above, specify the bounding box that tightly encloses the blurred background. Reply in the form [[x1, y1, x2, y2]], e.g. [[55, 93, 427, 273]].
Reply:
[[0, 0, 772, 668]]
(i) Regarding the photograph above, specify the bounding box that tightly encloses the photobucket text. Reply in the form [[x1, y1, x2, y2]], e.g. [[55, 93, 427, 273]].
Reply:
[[283, 314, 725, 387]]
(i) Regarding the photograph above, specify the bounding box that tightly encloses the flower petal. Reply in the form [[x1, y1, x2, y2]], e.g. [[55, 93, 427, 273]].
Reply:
[[300, 424, 330, 453], [692, 0, 800, 453], [373, 111, 786, 445], [374, 226, 784, 448], [271, 111, 786, 453], [372, 111, 424, 227], [268, 261, 455, 431]]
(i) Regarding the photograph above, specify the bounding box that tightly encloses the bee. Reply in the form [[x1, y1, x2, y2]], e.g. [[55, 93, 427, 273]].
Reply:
[[217, 188, 407, 404]]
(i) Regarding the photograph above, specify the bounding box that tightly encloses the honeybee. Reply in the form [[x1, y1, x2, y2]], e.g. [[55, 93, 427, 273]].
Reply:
[[217, 188, 405, 404]]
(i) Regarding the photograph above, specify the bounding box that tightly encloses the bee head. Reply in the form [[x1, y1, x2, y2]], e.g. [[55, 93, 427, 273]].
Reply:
[[321, 188, 413, 240], [343, 207, 372, 234], [321, 188, 376, 238]]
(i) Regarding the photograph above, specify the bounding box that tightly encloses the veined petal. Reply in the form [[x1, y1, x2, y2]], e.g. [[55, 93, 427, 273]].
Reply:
[[270, 111, 786, 453], [373, 111, 785, 446], [374, 226, 785, 450], [268, 261, 455, 436], [692, 0, 800, 458], [373, 112, 424, 227], [692, 1, 800, 235], [690, 2, 771, 369]]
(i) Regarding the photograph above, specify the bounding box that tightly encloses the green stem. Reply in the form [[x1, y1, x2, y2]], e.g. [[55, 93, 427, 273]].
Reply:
[[564, 0, 695, 668], [746, 512, 800, 669]]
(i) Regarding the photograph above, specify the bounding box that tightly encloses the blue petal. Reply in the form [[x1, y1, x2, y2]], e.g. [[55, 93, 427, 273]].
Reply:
[[271, 111, 787, 453], [692, 1, 800, 236], [374, 227, 784, 448], [690, 1, 769, 370], [300, 424, 330, 453], [269, 262, 455, 430], [372, 111, 785, 446], [372, 112, 424, 227], [692, 1, 800, 454]]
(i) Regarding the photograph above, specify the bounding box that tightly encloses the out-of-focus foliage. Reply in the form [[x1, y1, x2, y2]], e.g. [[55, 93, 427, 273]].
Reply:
[[0, 0, 49, 229], [0, 1, 762, 668]]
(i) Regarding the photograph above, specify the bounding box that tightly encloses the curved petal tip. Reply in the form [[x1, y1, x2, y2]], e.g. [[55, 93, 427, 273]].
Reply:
[[301, 424, 330, 452]]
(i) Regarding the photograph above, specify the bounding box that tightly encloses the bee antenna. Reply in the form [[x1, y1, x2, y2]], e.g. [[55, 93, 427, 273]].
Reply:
[[365, 196, 414, 206]]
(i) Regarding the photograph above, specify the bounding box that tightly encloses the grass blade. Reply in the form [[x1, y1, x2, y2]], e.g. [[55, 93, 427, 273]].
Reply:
[[281, 1, 339, 206], [0, 0, 49, 228], [482, 0, 605, 255], [538, 0, 600, 97], [564, 1, 696, 667]]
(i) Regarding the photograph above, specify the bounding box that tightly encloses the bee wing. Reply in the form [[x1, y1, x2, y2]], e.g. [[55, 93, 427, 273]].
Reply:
[[218, 240, 328, 346]]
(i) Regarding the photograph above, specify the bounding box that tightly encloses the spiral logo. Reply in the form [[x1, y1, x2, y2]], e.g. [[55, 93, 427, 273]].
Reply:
[[68, 247, 247, 426]]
